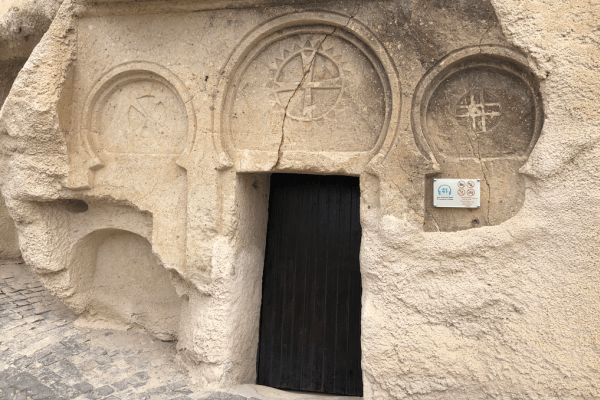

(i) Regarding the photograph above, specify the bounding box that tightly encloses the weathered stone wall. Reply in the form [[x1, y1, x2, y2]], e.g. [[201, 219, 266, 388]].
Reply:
[[0, 0, 64, 259], [0, 0, 598, 398], [361, 1, 600, 398]]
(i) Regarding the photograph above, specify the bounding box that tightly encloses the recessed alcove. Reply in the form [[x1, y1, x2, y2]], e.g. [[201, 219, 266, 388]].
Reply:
[[75, 229, 182, 341], [412, 46, 544, 232]]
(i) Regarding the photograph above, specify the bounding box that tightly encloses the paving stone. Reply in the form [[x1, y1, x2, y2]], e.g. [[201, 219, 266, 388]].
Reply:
[[73, 382, 94, 394], [144, 385, 168, 395], [124, 394, 148, 400], [134, 371, 150, 381], [4, 372, 57, 400], [78, 359, 100, 372], [50, 381, 81, 399], [111, 379, 130, 392], [19, 310, 36, 318], [60, 341, 89, 356], [92, 348, 108, 356], [168, 381, 189, 391], [107, 351, 121, 360], [52, 359, 83, 380], [133, 380, 149, 389], [24, 315, 45, 324], [0, 388, 17, 400], [87, 385, 115, 399], [12, 356, 34, 370], [38, 353, 60, 366], [201, 393, 248, 400], [174, 389, 194, 396], [32, 349, 53, 362], [38, 369, 62, 386], [0, 368, 18, 389], [94, 355, 113, 365], [33, 307, 54, 315], [4, 320, 27, 331], [124, 356, 150, 369]]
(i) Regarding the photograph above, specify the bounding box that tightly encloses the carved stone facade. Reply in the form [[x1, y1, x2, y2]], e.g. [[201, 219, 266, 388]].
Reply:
[[1, 0, 600, 399]]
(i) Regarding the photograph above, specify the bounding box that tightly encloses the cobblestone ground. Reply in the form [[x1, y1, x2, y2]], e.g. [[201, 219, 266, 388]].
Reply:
[[0, 261, 265, 400]]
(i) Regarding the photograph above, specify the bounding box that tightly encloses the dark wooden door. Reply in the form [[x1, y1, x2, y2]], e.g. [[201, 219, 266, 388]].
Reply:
[[257, 174, 362, 396]]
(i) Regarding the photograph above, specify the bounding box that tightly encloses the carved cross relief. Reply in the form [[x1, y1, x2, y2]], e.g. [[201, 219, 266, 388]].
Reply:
[[271, 40, 344, 121], [455, 88, 502, 134], [99, 80, 188, 155]]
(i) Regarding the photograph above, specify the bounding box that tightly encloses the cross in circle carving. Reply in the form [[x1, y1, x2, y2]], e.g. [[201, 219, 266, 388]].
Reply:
[[455, 89, 502, 133], [274, 49, 343, 121]]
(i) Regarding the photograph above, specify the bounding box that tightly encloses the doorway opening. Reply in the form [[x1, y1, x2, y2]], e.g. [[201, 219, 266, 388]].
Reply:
[[257, 174, 363, 396]]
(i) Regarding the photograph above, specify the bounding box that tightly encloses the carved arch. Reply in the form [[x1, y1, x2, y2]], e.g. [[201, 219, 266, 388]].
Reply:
[[411, 45, 544, 168], [212, 11, 402, 174], [80, 61, 197, 172]]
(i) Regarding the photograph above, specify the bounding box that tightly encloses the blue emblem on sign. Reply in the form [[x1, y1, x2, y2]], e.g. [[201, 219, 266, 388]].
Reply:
[[438, 185, 452, 196]]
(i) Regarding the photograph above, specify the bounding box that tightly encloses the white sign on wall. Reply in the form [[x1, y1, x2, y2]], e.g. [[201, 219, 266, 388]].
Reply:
[[433, 179, 481, 208]]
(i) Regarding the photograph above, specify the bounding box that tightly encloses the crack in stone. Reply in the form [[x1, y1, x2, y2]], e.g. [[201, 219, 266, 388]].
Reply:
[[394, 152, 412, 181], [479, 25, 493, 47], [426, 209, 441, 232], [464, 129, 479, 158], [273, 1, 364, 170], [273, 36, 325, 169], [480, 159, 492, 224], [469, 131, 492, 225], [462, 123, 492, 226]]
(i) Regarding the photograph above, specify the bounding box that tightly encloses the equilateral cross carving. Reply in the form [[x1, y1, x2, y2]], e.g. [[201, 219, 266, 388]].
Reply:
[[455, 89, 502, 133]]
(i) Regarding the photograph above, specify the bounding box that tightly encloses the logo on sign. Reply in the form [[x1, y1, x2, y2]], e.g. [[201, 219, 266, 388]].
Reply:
[[438, 185, 452, 196]]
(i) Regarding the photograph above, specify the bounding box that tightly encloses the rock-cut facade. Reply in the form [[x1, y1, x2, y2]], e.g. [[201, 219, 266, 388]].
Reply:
[[0, 0, 599, 398]]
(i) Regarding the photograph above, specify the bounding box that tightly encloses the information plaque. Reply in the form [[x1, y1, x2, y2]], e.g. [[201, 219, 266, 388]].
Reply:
[[433, 179, 481, 208]]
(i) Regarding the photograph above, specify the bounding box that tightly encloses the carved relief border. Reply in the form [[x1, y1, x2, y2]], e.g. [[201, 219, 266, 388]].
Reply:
[[411, 46, 544, 168], [212, 11, 401, 175], [79, 61, 197, 176]]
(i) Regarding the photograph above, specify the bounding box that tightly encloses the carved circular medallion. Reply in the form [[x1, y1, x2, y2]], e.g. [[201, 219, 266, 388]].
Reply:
[[226, 26, 389, 153], [271, 40, 344, 122], [94, 74, 187, 154], [412, 47, 543, 161], [82, 62, 196, 171]]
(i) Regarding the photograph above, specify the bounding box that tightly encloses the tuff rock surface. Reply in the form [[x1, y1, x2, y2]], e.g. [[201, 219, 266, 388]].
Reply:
[[0, 0, 598, 399]]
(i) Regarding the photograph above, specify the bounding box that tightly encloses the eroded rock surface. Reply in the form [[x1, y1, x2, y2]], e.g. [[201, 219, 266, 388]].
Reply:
[[0, 0, 64, 260], [0, 0, 599, 398]]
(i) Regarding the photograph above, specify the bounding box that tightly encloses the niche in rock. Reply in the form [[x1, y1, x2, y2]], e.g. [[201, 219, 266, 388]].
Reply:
[[68, 63, 196, 189], [86, 230, 181, 341], [412, 47, 543, 232]]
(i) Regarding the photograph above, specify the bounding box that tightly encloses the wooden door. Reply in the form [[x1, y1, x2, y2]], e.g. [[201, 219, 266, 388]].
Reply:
[[257, 174, 362, 396]]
